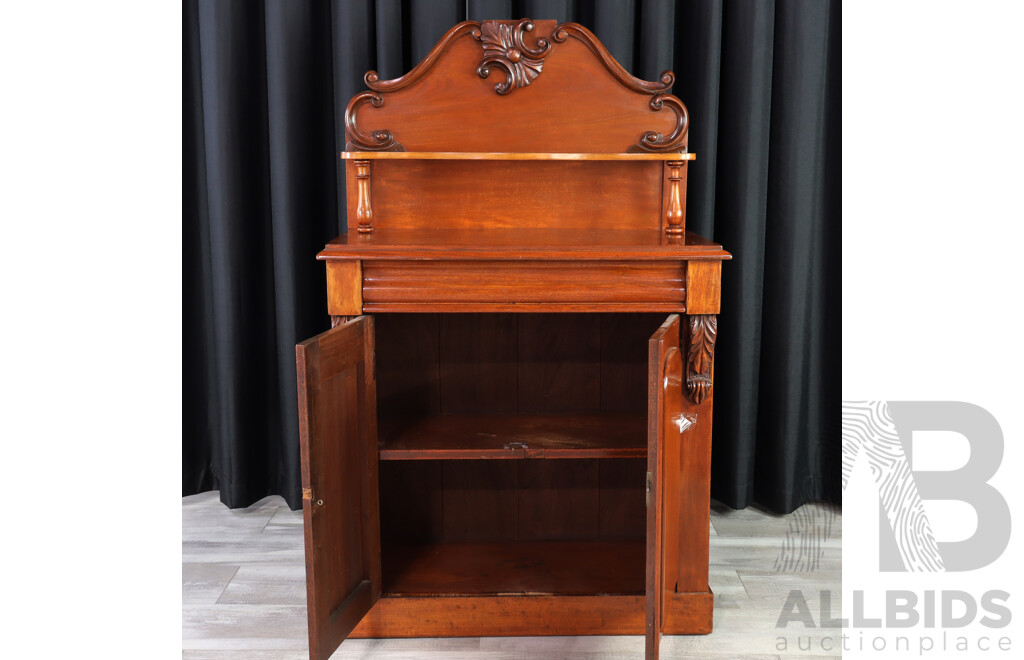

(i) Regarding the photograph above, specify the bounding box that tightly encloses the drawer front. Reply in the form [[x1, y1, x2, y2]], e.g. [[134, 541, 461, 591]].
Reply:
[[361, 260, 684, 308]]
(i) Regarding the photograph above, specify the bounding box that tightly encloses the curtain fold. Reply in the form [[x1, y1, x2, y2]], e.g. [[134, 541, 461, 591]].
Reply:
[[710, 0, 776, 509], [183, 0, 840, 514]]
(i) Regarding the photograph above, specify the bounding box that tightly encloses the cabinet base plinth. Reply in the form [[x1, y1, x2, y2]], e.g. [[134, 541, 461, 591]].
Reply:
[[349, 591, 713, 638], [663, 590, 714, 634]]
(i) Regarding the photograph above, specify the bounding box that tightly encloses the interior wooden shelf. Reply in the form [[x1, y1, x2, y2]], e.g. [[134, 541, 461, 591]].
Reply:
[[341, 151, 695, 161], [381, 539, 645, 597], [378, 413, 646, 461]]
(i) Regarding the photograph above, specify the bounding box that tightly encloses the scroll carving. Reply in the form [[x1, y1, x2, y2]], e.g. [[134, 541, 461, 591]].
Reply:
[[628, 95, 689, 153], [477, 19, 552, 95], [344, 91, 405, 152], [365, 22, 483, 93], [551, 23, 674, 94], [686, 314, 717, 404]]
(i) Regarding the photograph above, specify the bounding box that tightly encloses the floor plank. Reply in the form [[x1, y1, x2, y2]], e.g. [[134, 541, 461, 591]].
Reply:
[[183, 563, 239, 605], [216, 564, 307, 605]]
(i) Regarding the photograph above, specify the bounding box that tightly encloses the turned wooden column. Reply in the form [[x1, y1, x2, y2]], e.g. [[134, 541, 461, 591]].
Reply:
[[355, 159, 374, 232], [665, 161, 685, 235]]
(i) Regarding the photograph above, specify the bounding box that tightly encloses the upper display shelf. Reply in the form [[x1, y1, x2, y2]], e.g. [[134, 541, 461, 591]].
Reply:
[[341, 151, 696, 161]]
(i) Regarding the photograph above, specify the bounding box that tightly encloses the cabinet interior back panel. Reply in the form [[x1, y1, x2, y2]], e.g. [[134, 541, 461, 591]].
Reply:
[[375, 313, 657, 545], [379, 458, 646, 543], [375, 313, 663, 416], [347, 160, 664, 231]]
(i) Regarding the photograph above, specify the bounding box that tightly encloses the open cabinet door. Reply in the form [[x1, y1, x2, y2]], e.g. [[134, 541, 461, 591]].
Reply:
[[646, 314, 684, 660], [296, 316, 380, 660]]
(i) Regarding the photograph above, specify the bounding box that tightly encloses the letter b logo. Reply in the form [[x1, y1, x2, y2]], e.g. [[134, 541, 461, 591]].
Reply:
[[842, 401, 1010, 572]]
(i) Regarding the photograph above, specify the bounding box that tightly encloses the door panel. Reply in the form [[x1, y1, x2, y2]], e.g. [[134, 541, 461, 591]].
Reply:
[[296, 316, 380, 660], [646, 314, 683, 660]]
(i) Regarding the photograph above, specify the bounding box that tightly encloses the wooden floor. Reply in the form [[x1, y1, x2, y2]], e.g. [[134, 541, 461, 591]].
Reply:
[[183, 492, 841, 659]]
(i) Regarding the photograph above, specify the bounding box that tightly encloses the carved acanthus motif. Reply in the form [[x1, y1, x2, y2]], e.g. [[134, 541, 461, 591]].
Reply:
[[628, 94, 689, 153], [344, 91, 405, 152], [686, 315, 717, 404], [477, 20, 552, 95]]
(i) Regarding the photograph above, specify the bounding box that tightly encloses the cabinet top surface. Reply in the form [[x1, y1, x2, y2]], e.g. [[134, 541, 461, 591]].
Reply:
[[319, 228, 730, 261], [340, 151, 696, 161]]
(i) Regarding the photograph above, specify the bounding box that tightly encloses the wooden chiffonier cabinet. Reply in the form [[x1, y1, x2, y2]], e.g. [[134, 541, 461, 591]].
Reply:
[[294, 19, 730, 660]]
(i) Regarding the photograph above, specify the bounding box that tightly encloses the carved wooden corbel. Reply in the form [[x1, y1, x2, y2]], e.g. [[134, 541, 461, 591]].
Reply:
[[686, 314, 717, 404]]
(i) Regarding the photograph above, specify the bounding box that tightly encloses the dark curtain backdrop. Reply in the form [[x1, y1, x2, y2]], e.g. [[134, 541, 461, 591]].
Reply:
[[184, 0, 840, 514]]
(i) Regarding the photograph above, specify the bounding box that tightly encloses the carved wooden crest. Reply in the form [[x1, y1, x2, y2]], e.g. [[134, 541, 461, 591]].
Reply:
[[477, 20, 552, 95], [344, 19, 690, 154]]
